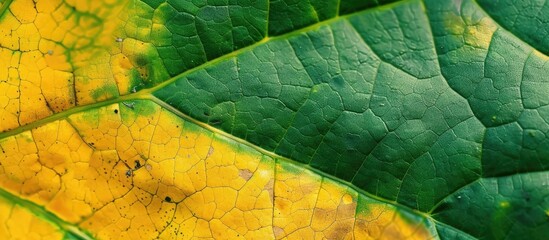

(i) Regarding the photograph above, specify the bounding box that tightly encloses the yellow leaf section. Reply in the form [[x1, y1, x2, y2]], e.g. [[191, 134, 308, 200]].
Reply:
[[69, 101, 277, 239], [273, 163, 356, 239], [0, 198, 63, 240], [0, 0, 167, 133], [0, 100, 274, 239], [0, 99, 435, 239], [274, 162, 434, 240], [354, 199, 435, 240]]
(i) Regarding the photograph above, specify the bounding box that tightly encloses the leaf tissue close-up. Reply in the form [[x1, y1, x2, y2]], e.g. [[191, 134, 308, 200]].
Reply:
[[0, 0, 549, 239]]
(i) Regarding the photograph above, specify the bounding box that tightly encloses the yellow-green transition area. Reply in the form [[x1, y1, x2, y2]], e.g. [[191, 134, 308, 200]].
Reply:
[[0, 0, 171, 133], [1, 0, 549, 239]]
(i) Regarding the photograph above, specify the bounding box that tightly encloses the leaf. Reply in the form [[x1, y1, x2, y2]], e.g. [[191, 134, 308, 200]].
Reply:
[[0, 0, 547, 239]]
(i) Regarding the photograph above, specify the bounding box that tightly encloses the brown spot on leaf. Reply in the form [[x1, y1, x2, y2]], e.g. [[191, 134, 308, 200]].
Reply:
[[264, 179, 274, 203], [273, 226, 285, 238], [238, 169, 253, 181], [326, 224, 353, 239], [206, 146, 214, 158]]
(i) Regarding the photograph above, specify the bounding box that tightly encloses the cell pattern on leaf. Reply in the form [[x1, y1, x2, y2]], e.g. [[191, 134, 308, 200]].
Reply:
[[0, 0, 548, 239]]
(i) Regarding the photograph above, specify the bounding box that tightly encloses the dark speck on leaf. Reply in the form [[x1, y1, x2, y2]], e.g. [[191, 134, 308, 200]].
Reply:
[[134, 160, 141, 169], [114, 109, 119, 114], [165, 196, 172, 202], [135, 55, 148, 66]]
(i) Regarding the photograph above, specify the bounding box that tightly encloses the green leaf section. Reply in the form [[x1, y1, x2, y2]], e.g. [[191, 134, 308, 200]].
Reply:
[[427, 0, 549, 178], [134, 0, 268, 76], [427, 0, 523, 128], [268, 0, 339, 35], [137, 0, 402, 78], [348, 1, 439, 79], [432, 171, 549, 239], [268, 0, 403, 35], [434, 224, 477, 240], [476, 0, 549, 55], [339, 0, 401, 15], [153, 0, 549, 238]]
